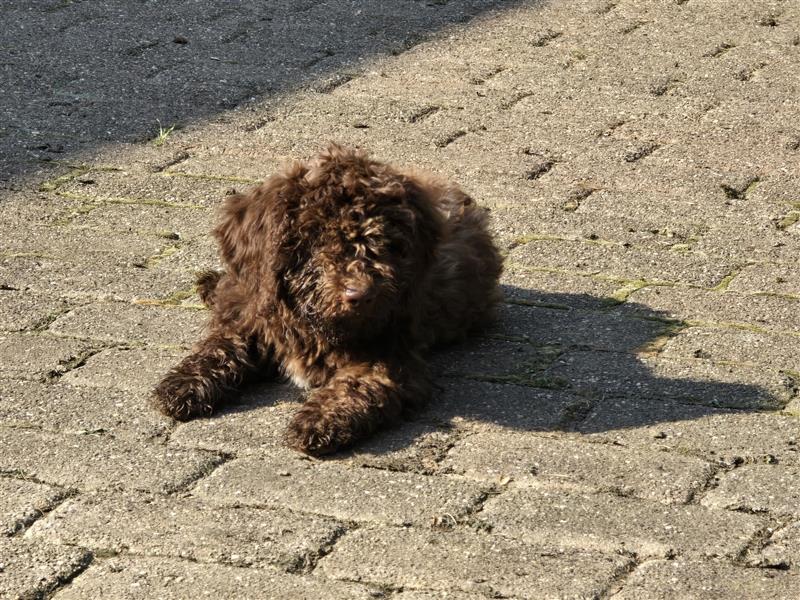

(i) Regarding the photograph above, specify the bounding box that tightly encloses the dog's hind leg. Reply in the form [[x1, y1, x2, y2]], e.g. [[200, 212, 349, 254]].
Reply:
[[284, 358, 432, 455], [151, 332, 271, 420]]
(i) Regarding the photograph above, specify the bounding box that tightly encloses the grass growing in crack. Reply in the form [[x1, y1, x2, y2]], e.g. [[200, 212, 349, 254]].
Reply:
[[57, 189, 206, 210], [162, 171, 261, 185], [509, 232, 622, 249], [133, 244, 181, 269], [775, 211, 800, 231], [635, 319, 688, 357], [134, 288, 206, 310], [38, 167, 91, 192], [709, 269, 742, 292], [503, 297, 572, 311], [152, 121, 176, 147], [608, 279, 651, 304], [467, 373, 569, 390]]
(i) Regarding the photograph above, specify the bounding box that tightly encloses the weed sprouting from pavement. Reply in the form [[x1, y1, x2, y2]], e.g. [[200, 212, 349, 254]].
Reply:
[[153, 121, 176, 147]]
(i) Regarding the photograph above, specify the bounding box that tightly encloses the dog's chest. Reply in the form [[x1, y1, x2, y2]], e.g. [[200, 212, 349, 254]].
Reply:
[[281, 357, 313, 389]]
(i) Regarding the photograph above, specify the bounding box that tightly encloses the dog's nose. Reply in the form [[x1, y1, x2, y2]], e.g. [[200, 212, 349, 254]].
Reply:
[[343, 286, 369, 306]]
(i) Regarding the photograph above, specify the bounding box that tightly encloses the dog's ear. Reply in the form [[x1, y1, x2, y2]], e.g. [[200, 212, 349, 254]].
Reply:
[[214, 164, 305, 283], [390, 172, 451, 261]]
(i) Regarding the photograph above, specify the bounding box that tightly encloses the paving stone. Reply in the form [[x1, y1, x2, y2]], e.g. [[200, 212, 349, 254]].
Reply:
[[0, 380, 168, 438], [658, 326, 800, 373], [490, 302, 667, 352], [625, 287, 800, 334], [643, 356, 793, 410], [55, 168, 234, 209], [754, 521, 800, 569], [61, 347, 187, 392], [500, 270, 621, 310], [169, 383, 301, 455], [0, 254, 196, 303], [702, 465, 800, 517], [546, 350, 790, 410], [194, 453, 486, 526], [319, 526, 632, 598], [478, 487, 762, 559], [155, 236, 222, 278], [340, 421, 459, 475], [432, 336, 556, 381], [0, 290, 74, 332], [0, 333, 95, 380], [727, 263, 800, 297], [0, 477, 68, 536], [63, 202, 212, 243], [393, 592, 485, 600], [507, 237, 738, 288], [51, 556, 376, 600], [0, 428, 221, 494], [785, 395, 800, 415], [0, 538, 90, 600], [615, 558, 800, 599], [27, 491, 345, 571], [48, 302, 206, 347], [1, 223, 165, 261], [3, 0, 800, 596], [426, 379, 579, 432], [442, 432, 715, 503], [579, 397, 800, 466]]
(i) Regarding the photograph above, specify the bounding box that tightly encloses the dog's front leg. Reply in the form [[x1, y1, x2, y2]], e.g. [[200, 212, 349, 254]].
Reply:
[[285, 359, 431, 455], [152, 332, 271, 421]]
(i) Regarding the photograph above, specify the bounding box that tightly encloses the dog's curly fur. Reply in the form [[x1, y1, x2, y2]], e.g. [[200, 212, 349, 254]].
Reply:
[[152, 144, 503, 455]]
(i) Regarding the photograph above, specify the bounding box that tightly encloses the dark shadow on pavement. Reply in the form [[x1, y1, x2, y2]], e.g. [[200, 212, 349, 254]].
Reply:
[[218, 284, 787, 458], [1, 0, 527, 183]]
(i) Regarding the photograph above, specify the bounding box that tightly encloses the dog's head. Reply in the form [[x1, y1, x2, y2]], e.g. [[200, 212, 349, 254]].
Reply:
[[214, 144, 444, 343]]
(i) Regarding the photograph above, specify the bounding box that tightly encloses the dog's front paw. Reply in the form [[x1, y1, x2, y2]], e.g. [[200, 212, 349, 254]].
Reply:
[[151, 372, 215, 421], [285, 398, 354, 456]]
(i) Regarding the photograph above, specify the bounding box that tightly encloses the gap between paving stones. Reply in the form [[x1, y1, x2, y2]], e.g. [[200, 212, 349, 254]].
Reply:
[[0, 474, 77, 538]]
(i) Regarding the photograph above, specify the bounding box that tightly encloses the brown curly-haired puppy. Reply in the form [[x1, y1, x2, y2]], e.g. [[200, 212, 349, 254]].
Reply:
[[152, 144, 503, 455]]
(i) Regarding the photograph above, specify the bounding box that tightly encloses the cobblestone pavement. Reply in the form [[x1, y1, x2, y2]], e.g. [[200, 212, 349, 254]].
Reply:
[[2, 0, 800, 598]]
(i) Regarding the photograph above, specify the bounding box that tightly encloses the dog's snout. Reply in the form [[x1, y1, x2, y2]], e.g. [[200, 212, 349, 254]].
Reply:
[[343, 286, 370, 306]]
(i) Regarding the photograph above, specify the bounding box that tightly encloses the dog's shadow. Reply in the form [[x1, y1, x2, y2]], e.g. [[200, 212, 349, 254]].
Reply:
[[208, 284, 790, 463]]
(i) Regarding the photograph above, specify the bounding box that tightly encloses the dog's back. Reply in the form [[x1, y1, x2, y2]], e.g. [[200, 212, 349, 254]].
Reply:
[[415, 183, 503, 348]]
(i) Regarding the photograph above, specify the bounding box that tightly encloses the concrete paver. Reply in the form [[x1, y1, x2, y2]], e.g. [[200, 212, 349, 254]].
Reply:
[[194, 453, 487, 526], [48, 302, 205, 347], [477, 487, 763, 559], [0, 478, 68, 536], [0, 538, 90, 600], [319, 526, 632, 598], [0, 379, 168, 437], [579, 396, 800, 466], [755, 521, 800, 569], [0, 333, 95, 380], [443, 431, 716, 504], [60, 347, 187, 392], [702, 465, 800, 518], [614, 558, 800, 600], [0, 428, 222, 494], [50, 556, 376, 600], [27, 491, 345, 571]]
